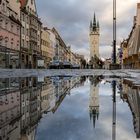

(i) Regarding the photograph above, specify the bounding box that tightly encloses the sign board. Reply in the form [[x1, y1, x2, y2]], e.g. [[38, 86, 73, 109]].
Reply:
[[37, 60, 44, 67]]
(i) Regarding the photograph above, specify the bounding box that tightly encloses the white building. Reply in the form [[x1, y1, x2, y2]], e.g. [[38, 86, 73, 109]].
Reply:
[[89, 14, 100, 59]]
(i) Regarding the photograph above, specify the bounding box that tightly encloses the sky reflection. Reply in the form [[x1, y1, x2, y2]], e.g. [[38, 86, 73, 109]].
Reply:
[[36, 77, 139, 140]]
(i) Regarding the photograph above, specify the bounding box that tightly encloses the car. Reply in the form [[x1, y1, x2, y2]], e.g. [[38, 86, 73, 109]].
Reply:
[[72, 64, 80, 69], [49, 60, 63, 69], [62, 61, 72, 69]]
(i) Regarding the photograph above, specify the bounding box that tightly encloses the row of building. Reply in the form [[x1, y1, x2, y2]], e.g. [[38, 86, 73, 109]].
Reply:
[[0, 0, 84, 69], [0, 76, 85, 140], [119, 3, 140, 69]]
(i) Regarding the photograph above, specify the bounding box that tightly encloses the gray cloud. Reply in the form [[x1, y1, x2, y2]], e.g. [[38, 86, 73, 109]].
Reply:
[[36, 0, 138, 59]]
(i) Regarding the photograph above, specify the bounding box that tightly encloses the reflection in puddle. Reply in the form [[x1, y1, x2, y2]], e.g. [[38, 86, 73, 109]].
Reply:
[[0, 76, 139, 140]]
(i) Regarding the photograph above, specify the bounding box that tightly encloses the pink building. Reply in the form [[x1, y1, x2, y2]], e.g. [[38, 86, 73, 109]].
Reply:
[[0, 0, 21, 68]]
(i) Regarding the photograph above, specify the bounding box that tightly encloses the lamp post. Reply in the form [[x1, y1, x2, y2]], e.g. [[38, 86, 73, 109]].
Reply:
[[113, 0, 116, 64]]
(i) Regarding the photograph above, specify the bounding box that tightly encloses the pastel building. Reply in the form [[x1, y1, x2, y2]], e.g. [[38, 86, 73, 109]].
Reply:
[[0, 78, 21, 140], [41, 27, 55, 68], [20, 0, 42, 69], [0, 0, 21, 68]]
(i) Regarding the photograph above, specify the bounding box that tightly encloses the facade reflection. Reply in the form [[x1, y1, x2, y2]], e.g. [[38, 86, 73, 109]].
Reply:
[[119, 79, 140, 138], [0, 76, 86, 140], [0, 78, 20, 140]]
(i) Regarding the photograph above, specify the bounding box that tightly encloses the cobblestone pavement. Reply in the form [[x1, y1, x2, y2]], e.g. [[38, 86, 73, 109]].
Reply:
[[0, 69, 139, 79]]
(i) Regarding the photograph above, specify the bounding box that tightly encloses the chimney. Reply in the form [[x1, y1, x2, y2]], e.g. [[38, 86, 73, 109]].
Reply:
[[136, 3, 140, 26]]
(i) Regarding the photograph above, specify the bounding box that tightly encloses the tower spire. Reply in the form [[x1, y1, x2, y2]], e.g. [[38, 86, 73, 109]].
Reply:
[[93, 13, 96, 26], [92, 13, 97, 31]]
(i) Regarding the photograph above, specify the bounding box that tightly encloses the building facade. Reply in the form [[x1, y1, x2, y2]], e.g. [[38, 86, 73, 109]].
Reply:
[[89, 14, 100, 59], [20, 0, 42, 69], [41, 27, 51, 68], [121, 3, 140, 69], [0, 0, 21, 68]]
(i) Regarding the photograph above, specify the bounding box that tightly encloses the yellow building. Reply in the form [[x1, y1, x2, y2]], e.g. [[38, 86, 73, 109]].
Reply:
[[120, 40, 128, 68], [41, 27, 54, 68]]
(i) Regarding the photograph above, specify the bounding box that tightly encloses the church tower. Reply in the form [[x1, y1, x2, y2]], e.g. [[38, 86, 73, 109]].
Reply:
[[89, 76, 99, 128], [89, 13, 100, 59]]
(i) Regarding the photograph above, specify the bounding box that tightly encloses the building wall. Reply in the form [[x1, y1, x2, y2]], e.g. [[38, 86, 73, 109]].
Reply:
[[41, 28, 51, 68], [0, 0, 21, 68], [90, 32, 100, 58], [122, 3, 140, 69]]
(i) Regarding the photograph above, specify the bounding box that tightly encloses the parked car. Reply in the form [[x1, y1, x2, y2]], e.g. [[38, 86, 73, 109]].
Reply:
[[62, 61, 72, 69], [72, 64, 80, 69], [49, 60, 63, 69]]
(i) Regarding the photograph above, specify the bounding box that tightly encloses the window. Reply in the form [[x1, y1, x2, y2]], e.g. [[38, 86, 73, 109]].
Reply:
[[26, 29, 29, 36], [11, 38, 14, 48], [0, 36, 3, 46], [2, 3, 5, 12], [22, 13, 25, 22], [17, 40, 19, 48], [5, 37, 8, 47], [5, 20, 8, 30], [11, 41, 13, 48], [11, 23, 14, 32], [22, 39, 24, 47], [27, 41, 29, 47], [26, 16, 28, 24], [22, 27, 25, 34], [0, 16, 3, 27], [17, 26, 20, 34]]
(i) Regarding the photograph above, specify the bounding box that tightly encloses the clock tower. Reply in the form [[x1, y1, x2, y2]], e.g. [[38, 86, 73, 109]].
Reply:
[[89, 13, 100, 59]]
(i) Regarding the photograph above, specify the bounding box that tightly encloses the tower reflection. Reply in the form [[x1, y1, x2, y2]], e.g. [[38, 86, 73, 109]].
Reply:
[[89, 76, 102, 128]]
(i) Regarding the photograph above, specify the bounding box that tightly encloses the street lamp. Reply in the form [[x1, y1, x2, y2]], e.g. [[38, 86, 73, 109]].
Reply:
[[113, 0, 116, 64]]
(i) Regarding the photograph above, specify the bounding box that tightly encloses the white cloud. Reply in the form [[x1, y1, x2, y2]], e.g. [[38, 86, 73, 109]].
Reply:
[[36, 0, 139, 59]]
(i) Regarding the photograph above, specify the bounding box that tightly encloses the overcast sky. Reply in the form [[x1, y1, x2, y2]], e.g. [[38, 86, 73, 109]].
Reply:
[[36, 0, 139, 59]]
